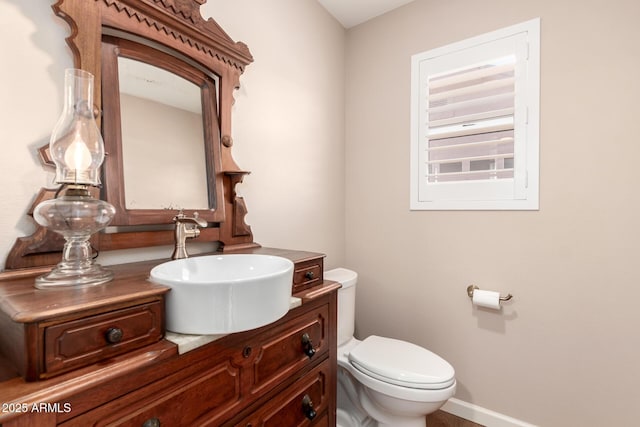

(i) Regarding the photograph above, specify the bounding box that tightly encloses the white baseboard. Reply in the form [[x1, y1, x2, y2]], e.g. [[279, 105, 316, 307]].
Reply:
[[441, 398, 537, 427]]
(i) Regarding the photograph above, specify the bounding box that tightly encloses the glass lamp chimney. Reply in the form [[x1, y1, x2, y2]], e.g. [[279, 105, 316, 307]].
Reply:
[[49, 69, 105, 186]]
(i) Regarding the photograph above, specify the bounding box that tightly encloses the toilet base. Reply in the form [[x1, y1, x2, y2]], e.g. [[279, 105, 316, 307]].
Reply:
[[337, 408, 377, 427], [339, 364, 450, 427], [338, 365, 377, 427], [359, 386, 434, 427]]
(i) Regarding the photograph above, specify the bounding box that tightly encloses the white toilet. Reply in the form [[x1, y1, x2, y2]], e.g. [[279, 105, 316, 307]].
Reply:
[[325, 268, 456, 427]]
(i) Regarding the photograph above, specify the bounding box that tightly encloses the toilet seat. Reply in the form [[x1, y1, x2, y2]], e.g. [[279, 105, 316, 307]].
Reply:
[[348, 335, 455, 390]]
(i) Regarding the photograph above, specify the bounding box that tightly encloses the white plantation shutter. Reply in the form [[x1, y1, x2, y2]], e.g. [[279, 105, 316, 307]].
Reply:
[[410, 19, 539, 210], [427, 59, 515, 183]]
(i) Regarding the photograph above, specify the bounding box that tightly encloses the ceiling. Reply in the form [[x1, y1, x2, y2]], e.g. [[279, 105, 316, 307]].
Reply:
[[317, 0, 415, 28]]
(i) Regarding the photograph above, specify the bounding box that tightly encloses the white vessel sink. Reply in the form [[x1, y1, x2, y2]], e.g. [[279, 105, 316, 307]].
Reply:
[[150, 254, 294, 334]]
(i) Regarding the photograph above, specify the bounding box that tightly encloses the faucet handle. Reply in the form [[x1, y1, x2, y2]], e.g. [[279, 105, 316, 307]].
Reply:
[[173, 210, 207, 228]]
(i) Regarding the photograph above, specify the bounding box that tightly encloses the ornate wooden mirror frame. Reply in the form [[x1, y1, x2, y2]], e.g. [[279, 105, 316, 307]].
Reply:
[[5, 0, 259, 270]]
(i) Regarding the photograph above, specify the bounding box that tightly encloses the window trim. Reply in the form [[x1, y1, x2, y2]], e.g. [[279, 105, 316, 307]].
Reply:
[[410, 18, 540, 211]]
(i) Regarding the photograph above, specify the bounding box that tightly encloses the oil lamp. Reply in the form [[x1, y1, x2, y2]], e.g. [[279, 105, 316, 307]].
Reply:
[[33, 69, 116, 288]]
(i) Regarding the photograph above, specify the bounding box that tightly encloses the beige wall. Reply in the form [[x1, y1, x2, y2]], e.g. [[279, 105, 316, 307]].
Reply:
[[345, 0, 640, 425], [0, 0, 345, 269], [205, 0, 346, 267]]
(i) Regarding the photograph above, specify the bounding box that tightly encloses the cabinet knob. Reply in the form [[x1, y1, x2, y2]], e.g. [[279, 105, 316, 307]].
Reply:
[[304, 271, 315, 280], [222, 135, 233, 147], [105, 327, 123, 344], [301, 333, 316, 358], [142, 417, 160, 427], [242, 346, 252, 358], [301, 394, 317, 420]]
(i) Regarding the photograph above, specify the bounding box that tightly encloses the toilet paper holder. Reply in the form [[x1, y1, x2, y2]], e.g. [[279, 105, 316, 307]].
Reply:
[[466, 285, 513, 301]]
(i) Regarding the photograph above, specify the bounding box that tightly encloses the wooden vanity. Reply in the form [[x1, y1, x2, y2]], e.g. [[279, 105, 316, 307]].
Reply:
[[0, 249, 339, 426], [1, 2, 339, 425]]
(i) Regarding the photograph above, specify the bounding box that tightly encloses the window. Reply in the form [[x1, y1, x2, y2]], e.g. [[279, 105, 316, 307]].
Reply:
[[410, 19, 540, 210]]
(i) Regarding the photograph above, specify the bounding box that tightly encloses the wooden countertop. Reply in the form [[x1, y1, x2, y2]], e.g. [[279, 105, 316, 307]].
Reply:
[[0, 247, 325, 324], [0, 260, 169, 323]]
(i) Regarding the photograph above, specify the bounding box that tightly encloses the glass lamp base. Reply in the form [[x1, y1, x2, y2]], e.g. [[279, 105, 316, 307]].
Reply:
[[35, 264, 113, 289], [33, 187, 116, 290]]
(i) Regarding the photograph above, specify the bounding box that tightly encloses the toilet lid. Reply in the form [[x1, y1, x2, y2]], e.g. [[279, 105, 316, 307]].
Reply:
[[348, 335, 455, 390]]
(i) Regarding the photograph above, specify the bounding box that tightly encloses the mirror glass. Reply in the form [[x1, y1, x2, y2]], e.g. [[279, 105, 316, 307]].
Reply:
[[118, 57, 209, 210]]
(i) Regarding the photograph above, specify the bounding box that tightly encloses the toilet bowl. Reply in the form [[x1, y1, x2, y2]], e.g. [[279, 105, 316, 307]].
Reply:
[[326, 268, 456, 427]]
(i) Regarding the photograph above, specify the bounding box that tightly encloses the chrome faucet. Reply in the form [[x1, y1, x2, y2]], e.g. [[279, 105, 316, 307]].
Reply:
[[171, 210, 207, 260]]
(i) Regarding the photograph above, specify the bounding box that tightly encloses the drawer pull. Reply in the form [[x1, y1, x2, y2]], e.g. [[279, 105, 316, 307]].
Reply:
[[142, 417, 160, 427], [243, 346, 252, 358], [301, 333, 316, 358], [105, 327, 123, 344], [304, 271, 315, 280], [301, 394, 317, 420]]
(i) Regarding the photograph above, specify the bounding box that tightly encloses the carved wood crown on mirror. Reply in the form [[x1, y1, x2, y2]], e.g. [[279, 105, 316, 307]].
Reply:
[[6, 0, 260, 270]]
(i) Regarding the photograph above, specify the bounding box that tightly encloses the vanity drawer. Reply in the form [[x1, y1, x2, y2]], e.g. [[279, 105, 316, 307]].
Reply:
[[292, 258, 323, 293], [43, 301, 163, 376], [236, 360, 330, 427], [250, 303, 329, 396], [61, 348, 243, 427]]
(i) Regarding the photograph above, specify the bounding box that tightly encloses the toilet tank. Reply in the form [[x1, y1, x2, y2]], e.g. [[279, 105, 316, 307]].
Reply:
[[324, 268, 358, 347]]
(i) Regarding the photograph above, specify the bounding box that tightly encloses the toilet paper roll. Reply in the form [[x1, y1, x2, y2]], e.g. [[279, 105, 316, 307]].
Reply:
[[472, 289, 501, 310]]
